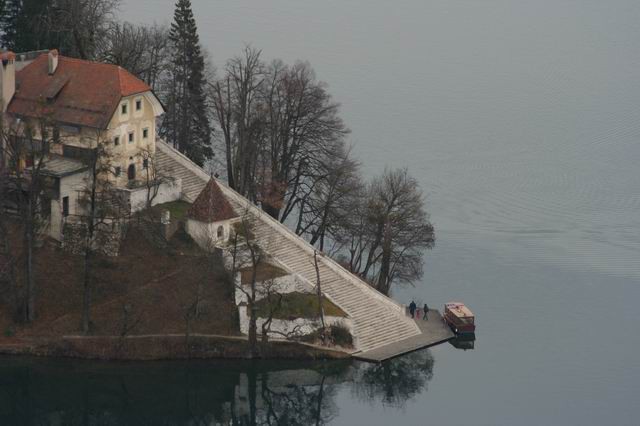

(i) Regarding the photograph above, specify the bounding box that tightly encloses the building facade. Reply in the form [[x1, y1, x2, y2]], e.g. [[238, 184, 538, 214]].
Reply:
[[1, 49, 171, 240]]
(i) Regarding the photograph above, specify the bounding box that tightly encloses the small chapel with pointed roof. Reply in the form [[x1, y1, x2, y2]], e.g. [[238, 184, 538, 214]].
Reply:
[[185, 179, 240, 249]]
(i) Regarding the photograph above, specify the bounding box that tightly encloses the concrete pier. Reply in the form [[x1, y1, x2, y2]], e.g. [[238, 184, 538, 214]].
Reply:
[[353, 310, 455, 363]]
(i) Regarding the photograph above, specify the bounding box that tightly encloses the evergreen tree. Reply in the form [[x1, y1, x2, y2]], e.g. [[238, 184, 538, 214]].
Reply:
[[162, 0, 213, 166], [0, 0, 24, 50], [0, 0, 57, 52]]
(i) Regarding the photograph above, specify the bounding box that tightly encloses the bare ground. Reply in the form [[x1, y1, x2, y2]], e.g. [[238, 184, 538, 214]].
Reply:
[[0, 222, 239, 340]]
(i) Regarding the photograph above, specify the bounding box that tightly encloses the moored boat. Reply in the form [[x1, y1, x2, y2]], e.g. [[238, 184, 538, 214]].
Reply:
[[443, 302, 476, 335]]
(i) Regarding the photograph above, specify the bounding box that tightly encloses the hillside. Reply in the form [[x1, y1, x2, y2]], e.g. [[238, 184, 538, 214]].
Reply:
[[0, 219, 239, 340]]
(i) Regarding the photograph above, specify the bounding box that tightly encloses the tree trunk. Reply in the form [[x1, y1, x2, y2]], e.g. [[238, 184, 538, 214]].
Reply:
[[248, 298, 258, 357], [377, 219, 392, 295], [23, 197, 36, 323], [314, 251, 326, 332], [247, 251, 259, 357], [81, 249, 92, 334]]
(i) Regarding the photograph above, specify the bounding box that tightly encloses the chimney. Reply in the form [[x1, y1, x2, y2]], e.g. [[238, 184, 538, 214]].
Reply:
[[0, 51, 16, 113], [48, 49, 59, 75]]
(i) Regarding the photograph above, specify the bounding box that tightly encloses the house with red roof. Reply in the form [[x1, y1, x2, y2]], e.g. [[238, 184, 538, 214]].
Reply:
[[1, 50, 181, 240], [4, 50, 164, 183]]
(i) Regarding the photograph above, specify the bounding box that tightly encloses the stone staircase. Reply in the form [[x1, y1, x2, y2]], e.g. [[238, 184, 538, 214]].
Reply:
[[155, 140, 421, 353], [154, 143, 209, 202]]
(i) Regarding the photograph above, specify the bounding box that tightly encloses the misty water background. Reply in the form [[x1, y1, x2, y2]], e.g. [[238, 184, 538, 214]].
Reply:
[[4, 1, 640, 425]]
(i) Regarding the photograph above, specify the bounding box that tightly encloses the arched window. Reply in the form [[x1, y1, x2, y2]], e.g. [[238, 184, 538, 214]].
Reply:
[[217, 225, 224, 239]]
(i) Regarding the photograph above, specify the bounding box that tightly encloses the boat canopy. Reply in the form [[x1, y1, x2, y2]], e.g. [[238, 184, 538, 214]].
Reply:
[[445, 302, 474, 319]]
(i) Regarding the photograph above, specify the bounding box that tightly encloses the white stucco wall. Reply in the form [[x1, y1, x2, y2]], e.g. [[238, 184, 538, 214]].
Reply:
[[238, 304, 354, 339], [234, 267, 354, 340], [185, 218, 234, 251], [234, 273, 313, 306], [48, 170, 89, 241], [122, 177, 182, 213]]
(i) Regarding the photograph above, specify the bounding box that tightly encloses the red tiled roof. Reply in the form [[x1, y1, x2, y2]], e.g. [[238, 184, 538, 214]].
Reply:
[[7, 53, 151, 129], [187, 179, 238, 223]]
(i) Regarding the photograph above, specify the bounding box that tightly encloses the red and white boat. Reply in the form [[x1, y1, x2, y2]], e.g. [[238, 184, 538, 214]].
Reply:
[[443, 302, 476, 335]]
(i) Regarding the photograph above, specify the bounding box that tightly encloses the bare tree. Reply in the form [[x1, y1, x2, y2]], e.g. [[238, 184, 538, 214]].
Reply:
[[0, 115, 60, 322], [210, 45, 265, 197], [297, 145, 362, 250], [211, 49, 352, 236], [259, 60, 350, 223], [314, 250, 326, 336], [76, 132, 125, 334], [0, 162, 17, 314], [99, 22, 171, 92], [226, 211, 264, 358], [338, 168, 435, 295], [137, 147, 168, 210], [258, 278, 283, 346], [45, 0, 121, 60]]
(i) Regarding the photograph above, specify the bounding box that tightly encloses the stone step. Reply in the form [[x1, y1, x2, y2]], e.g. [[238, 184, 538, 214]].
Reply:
[[358, 331, 419, 350], [155, 140, 421, 352]]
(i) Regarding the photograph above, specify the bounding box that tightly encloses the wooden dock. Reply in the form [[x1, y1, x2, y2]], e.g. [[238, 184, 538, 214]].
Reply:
[[353, 310, 455, 363]]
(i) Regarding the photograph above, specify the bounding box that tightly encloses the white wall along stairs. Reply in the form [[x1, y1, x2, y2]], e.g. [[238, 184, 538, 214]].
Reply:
[[155, 140, 421, 353]]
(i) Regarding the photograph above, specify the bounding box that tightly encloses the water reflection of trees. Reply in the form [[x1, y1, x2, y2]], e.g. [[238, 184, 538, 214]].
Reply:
[[352, 350, 435, 408], [233, 361, 348, 425], [0, 351, 434, 425]]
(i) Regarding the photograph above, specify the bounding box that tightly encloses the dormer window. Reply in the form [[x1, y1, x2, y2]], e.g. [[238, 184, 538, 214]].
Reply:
[[121, 103, 128, 115], [136, 99, 142, 111]]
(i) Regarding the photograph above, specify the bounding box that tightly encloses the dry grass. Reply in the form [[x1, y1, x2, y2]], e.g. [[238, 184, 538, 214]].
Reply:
[[0, 221, 239, 339], [240, 261, 289, 285], [255, 292, 346, 320], [150, 200, 192, 221]]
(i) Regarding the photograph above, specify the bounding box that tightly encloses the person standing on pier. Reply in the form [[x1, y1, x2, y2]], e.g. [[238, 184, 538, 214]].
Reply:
[[409, 301, 417, 318], [423, 303, 429, 320]]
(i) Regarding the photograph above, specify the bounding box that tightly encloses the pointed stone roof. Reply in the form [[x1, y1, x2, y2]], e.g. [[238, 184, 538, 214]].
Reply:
[[187, 179, 237, 223]]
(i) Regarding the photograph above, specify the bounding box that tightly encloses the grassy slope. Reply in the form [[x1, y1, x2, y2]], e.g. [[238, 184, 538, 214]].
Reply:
[[1, 221, 239, 338], [255, 292, 346, 320]]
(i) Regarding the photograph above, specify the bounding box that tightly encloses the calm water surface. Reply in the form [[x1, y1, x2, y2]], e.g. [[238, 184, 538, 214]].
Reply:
[[4, 1, 640, 424]]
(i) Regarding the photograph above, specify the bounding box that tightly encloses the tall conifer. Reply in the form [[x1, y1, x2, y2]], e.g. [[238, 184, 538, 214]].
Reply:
[[0, 0, 24, 50], [0, 0, 57, 52], [162, 0, 213, 166]]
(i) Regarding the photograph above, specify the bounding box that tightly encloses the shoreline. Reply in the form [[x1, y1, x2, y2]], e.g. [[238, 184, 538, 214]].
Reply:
[[0, 334, 351, 361]]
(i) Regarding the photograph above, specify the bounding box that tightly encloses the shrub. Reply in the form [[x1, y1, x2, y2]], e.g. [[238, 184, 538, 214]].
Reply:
[[330, 323, 353, 347], [300, 323, 353, 348]]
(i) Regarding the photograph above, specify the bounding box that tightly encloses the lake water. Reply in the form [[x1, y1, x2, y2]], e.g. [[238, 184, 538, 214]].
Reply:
[[4, 1, 640, 424]]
